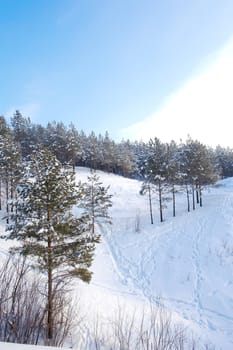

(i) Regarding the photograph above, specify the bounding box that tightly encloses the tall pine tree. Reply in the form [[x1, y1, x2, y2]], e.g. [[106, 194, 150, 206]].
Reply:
[[4, 146, 99, 344], [78, 170, 112, 234]]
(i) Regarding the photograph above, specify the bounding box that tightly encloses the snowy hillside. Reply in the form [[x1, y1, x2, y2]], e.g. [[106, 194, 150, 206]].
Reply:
[[1, 167, 233, 349], [75, 168, 233, 349]]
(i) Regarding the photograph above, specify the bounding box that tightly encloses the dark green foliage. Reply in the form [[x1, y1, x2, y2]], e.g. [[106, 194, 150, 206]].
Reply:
[[0, 130, 22, 214], [1, 109, 223, 225], [11, 110, 33, 158], [6, 146, 99, 279], [66, 123, 83, 171], [0, 109, 227, 185], [215, 145, 233, 178], [142, 138, 168, 222], [0, 115, 10, 136], [4, 146, 99, 342]]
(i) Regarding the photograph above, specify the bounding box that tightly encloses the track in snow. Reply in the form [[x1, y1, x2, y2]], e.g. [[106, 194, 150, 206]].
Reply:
[[100, 186, 233, 349]]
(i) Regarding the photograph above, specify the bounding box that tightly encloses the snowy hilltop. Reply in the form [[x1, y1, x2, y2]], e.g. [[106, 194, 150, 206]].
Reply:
[[1, 167, 233, 349]]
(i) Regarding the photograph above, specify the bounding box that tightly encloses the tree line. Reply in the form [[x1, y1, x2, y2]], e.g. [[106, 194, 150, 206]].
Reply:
[[1, 109, 233, 226], [139, 137, 218, 223], [1, 110, 233, 225], [1, 110, 233, 179], [0, 109, 230, 346]]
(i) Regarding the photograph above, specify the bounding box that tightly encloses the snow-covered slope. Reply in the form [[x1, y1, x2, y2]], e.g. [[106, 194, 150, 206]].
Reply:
[[75, 168, 233, 349], [1, 167, 233, 349]]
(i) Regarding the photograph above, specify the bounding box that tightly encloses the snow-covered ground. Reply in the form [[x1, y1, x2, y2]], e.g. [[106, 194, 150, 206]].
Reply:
[[1, 167, 233, 349], [0, 343, 71, 350]]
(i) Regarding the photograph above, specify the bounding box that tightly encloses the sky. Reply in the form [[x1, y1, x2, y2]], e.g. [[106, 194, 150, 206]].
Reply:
[[1, 0, 233, 147]]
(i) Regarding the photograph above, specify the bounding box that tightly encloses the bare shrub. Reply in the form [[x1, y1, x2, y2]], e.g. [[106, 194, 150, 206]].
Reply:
[[0, 255, 76, 347], [0, 255, 45, 344], [0, 255, 217, 349], [90, 303, 215, 350], [46, 289, 76, 347]]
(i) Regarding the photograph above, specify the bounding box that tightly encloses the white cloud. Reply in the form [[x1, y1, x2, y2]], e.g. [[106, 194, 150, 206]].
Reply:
[[121, 36, 233, 148]]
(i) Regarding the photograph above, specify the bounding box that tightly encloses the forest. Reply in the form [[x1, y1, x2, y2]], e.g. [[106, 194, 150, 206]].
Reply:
[[1, 110, 233, 179], [1, 109, 233, 223], [0, 110, 233, 347]]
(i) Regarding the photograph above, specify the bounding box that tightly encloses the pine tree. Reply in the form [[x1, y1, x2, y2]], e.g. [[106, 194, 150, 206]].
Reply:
[[165, 141, 181, 217], [0, 117, 12, 210], [214, 145, 233, 178], [140, 180, 154, 224], [0, 132, 22, 215], [133, 140, 150, 179], [144, 138, 168, 222], [44, 121, 68, 164], [85, 131, 100, 170], [11, 110, 32, 158], [180, 137, 217, 209], [0, 115, 10, 137], [116, 140, 136, 177], [101, 132, 116, 172], [78, 170, 112, 233], [66, 123, 83, 172], [4, 146, 99, 344]]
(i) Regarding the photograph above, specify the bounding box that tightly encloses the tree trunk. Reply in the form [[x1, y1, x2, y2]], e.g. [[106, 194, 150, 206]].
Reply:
[[10, 176, 14, 213], [47, 208, 53, 343], [6, 177, 9, 223], [91, 182, 95, 233], [192, 184, 195, 210], [172, 184, 176, 217], [199, 186, 203, 207], [158, 179, 163, 222], [47, 253, 53, 342], [196, 183, 199, 204], [148, 184, 153, 224], [91, 213, 95, 234], [186, 183, 190, 212]]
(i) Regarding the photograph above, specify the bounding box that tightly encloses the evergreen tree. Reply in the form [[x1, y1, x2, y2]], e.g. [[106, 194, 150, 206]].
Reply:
[[133, 140, 150, 179], [45, 121, 68, 164], [78, 170, 112, 233], [0, 115, 10, 137], [0, 116, 12, 210], [11, 110, 32, 158], [140, 180, 154, 224], [214, 145, 233, 178], [180, 137, 217, 208], [0, 132, 22, 215], [101, 132, 116, 172], [66, 123, 83, 171], [164, 141, 181, 217], [85, 131, 99, 170], [77, 130, 89, 167], [116, 140, 136, 177], [144, 138, 168, 222], [4, 146, 99, 344], [30, 123, 47, 149]]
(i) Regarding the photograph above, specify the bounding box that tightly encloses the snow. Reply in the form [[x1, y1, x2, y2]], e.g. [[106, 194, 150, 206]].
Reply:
[[1, 167, 233, 349], [0, 343, 71, 350]]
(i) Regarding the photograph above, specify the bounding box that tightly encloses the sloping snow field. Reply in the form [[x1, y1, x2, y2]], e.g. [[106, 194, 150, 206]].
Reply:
[[1, 167, 233, 349]]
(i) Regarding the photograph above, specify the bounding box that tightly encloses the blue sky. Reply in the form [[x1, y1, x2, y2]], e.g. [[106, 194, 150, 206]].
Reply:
[[1, 0, 233, 145]]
